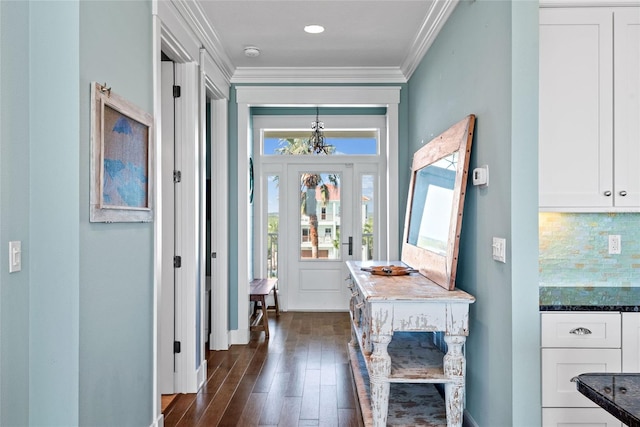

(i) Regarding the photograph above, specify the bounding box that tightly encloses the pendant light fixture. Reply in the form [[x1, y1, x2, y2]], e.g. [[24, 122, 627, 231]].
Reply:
[[309, 107, 332, 154]]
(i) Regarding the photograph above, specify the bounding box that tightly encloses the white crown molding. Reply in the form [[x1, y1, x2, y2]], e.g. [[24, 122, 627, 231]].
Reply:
[[172, 0, 235, 84], [230, 67, 408, 84], [401, 0, 459, 80]]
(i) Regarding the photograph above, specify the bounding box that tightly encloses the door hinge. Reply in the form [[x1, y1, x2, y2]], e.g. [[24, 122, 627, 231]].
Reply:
[[173, 341, 181, 354], [173, 85, 181, 98], [173, 256, 182, 268], [173, 170, 181, 183]]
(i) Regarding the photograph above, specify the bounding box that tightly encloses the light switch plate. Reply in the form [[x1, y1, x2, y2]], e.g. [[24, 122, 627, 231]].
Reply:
[[492, 237, 506, 263], [9, 241, 21, 273]]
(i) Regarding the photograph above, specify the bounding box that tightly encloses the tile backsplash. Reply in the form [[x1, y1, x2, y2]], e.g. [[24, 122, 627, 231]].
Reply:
[[539, 212, 640, 287]]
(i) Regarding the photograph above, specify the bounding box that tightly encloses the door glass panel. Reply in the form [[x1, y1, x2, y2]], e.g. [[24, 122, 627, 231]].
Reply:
[[267, 175, 279, 278], [299, 172, 341, 260], [361, 174, 375, 261]]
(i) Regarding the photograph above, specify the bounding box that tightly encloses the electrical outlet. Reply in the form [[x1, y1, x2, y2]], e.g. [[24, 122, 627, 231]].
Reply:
[[609, 235, 621, 254]]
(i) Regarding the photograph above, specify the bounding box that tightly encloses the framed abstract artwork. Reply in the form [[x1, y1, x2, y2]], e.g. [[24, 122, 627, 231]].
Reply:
[[90, 82, 154, 222]]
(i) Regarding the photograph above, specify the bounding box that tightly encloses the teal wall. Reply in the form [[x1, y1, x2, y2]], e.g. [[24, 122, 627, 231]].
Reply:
[[407, 1, 540, 425], [1, 1, 153, 425], [79, 2, 153, 425], [0, 1, 30, 425], [29, 2, 81, 424], [540, 213, 640, 287]]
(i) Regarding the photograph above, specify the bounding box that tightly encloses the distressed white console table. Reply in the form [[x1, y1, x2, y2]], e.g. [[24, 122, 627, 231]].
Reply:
[[346, 260, 475, 427]]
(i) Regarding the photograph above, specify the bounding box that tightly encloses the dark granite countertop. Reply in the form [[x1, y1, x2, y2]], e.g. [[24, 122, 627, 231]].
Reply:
[[540, 287, 640, 312], [574, 373, 640, 427]]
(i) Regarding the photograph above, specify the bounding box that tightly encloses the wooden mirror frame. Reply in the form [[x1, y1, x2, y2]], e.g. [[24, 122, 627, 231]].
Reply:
[[401, 115, 475, 290]]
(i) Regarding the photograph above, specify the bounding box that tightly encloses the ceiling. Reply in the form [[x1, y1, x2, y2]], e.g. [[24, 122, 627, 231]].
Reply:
[[194, 0, 457, 82]]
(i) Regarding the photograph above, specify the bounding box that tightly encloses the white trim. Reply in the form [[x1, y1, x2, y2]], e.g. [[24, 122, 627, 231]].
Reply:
[[169, 0, 234, 83], [173, 62, 201, 393], [235, 86, 400, 339], [401, 0, 460, 79], [151, 14, 162, 426], [236, 86, 401, 107], [231, 67, 407, 84], [385, 103, 400, 260], [149, 414, 164, 427], [208, 99, 230, 351]]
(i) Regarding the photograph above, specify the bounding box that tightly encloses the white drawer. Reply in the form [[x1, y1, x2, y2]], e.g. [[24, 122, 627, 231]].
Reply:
[[542, 408, 622, 427], [541, 312, 621, 348], [542, 348, 621, 407]]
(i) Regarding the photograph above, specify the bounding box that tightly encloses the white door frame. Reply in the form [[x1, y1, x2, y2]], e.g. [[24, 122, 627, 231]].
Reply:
[[235, 86, 401, 344], [152, 4, 231, 424], [253, 115, 387, 312]]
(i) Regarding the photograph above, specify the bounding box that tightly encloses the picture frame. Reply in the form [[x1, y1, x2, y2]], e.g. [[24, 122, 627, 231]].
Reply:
[[90, 82, 154, 222]]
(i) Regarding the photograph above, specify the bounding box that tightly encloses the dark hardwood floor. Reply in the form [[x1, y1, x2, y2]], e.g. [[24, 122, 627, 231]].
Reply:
[[162, 311, 363, 427]]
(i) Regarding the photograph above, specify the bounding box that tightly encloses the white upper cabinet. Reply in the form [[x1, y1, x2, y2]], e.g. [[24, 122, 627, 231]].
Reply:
[[539, 7, 640, 211], [613, 9, 640, 209]]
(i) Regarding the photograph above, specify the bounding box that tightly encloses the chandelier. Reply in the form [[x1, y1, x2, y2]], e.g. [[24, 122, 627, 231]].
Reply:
[[308, 107, 332, 154]]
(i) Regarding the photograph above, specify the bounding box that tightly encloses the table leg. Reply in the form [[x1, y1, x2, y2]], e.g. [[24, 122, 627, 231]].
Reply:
[[260, 296, 270, 338], [444, 335, 466, 427], [272, 286, 280, 317], [369, 334, 392, 427]]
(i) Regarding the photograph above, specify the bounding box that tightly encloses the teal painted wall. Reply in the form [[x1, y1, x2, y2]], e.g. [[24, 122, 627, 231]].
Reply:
[[540, 213, 640, 287], [407, 1, 540, 425], [29, 2, 81, 424], [0, 1, 30, 425], [79, 2, 153, 425], [1, 2, 153, 425]]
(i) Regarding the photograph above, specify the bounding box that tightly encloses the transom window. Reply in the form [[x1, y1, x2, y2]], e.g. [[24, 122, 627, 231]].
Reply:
[[262, 129, 378, 156]]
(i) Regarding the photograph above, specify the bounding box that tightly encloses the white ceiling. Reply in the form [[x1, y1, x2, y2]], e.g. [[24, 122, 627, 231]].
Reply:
[[194, 0, 457, 82]]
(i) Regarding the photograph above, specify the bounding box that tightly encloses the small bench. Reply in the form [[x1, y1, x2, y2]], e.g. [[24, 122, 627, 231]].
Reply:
[[249, 278, 279, 338]]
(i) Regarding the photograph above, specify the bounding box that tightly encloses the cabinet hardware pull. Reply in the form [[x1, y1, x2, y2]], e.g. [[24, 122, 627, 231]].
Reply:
[[604, 386, 612, 394], [620, 190, 628, 196], [355, 302, 365, 309], [604, 191, 612, 197], [351, 291, 359, 297], [569, 327, 592, 335]]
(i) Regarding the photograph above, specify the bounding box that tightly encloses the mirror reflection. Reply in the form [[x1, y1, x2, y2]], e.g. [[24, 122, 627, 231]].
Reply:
[[407, 153, 458, 255]]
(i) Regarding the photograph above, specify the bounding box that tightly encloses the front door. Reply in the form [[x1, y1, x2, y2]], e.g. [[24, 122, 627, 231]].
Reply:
[[286, 164, 354, 310]]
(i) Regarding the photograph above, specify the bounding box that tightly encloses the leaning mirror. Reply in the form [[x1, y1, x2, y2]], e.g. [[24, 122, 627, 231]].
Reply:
[[402, 115, 475, 290]]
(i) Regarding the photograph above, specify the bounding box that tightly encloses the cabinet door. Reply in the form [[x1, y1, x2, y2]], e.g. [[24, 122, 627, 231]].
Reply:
[[622, 312, 640, 372], [543, 408, 622, 427], [542, 348, 621, 407], [539, 8, 614, 209], [613, 8, 640, 208]]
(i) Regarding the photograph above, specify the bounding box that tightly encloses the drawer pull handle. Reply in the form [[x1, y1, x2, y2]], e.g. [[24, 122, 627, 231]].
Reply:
[[604, 386, 612, 394], [569, 327, 592, 336], [351, 291, 359, 297], [355, 302, 365, 309]]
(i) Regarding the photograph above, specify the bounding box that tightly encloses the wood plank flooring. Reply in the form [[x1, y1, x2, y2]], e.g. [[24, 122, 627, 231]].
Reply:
[[163, 311, 363, 427]]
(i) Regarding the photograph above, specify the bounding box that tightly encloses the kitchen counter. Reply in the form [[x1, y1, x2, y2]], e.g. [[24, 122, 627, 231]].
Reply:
[[573, 373, 640, 427], [540, 287, 640, 312]]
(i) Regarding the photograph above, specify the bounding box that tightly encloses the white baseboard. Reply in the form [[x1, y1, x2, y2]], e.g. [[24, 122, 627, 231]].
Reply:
[[150, 414, 164, 427], [229, 327, 250, 345], [197, 360, 207, 389]]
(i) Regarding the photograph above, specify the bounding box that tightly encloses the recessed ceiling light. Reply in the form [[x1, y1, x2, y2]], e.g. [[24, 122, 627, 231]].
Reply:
[[304, 25, 325, 34], [244, 46, 260, 57]]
